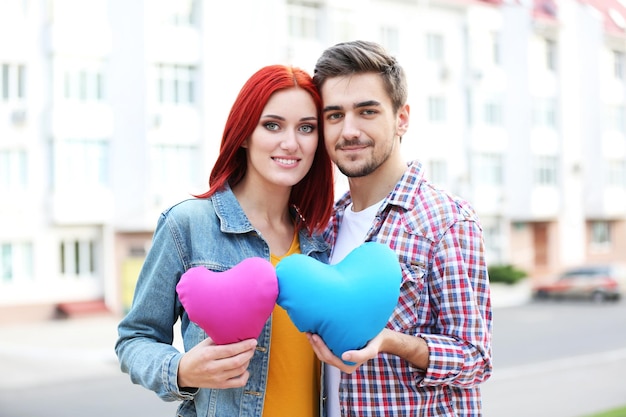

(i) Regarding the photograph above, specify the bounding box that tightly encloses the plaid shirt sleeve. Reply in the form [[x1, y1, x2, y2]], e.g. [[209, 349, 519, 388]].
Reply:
[[331, 162, 492, 416], [418, 218, 492, 387]]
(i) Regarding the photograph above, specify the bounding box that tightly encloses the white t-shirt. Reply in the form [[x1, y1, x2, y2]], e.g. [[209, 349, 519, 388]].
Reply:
[[326, 199, 384, 417]]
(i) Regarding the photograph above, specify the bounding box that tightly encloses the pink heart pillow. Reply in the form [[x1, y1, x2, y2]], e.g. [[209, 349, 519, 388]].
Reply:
[[176, 258, 278, 344]]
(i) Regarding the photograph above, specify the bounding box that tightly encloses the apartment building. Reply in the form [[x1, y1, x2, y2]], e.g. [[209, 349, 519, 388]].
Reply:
[[1, 0, 625, 318]]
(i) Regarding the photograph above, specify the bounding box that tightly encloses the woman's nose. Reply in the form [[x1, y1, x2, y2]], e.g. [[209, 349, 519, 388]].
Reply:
[[280, 130, 298, 151]]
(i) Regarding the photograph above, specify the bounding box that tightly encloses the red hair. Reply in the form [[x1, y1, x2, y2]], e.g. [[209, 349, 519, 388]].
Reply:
[[196, 65, 334, 235]]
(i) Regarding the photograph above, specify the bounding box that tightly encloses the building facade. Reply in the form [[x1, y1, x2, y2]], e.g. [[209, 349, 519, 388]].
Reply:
[[1, 0, 625, 318]]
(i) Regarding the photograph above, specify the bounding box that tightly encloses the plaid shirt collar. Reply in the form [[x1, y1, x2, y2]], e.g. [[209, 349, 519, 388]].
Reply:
[[327, 160, 423, 245]]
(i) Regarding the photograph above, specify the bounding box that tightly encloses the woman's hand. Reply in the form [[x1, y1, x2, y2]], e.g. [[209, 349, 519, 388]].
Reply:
[[177, 337, 258, 389]]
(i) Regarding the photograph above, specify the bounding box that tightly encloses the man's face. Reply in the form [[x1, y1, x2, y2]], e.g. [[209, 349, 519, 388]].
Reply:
[[320, 72, 408, 178]]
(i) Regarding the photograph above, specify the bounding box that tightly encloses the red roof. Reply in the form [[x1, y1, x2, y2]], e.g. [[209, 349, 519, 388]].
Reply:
[[435, 0, 626, 37], [533, 0, 559, 23], [531, 0, 626, 35], [581, 0, 626, 36]]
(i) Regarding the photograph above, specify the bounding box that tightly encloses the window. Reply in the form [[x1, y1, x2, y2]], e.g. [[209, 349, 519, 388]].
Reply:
[[1, 242, 33, 283], [156, 64, 196, 105], [1, 0, 27, 18], [491, 32, 501, 66], [426, 33, 444, 61], [590, 221, 611, 247], [545, 39, 557, 72], [59, 239, 96, 277], [482, 219, 503, 263], [428, 159, 448, 186], [606, 105, 626, 133], [287, 0, 321, 41], [331, 9, 355, 42], [380, 26, 400, 55], [52, 138, 109, 188], [427, 96, 446, 122], [62, 65, 104, 102], [534, 155, 559, 185], [0, 149, 28, 189], [465, 90, 474, 126], [533, 98, 557, 128], [614, 51, 625, 80], [484, 99, 503, 126], [151, 143, 198, 188], [1, 63, 26, 101], [159, 0, 197, 26], [475, 153, 503, 186], [607, 159, 626, 187], [51, 0, 108, 25]]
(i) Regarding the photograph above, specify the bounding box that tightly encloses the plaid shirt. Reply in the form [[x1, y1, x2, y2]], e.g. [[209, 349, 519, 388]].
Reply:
[[324, 161, 493, 417]]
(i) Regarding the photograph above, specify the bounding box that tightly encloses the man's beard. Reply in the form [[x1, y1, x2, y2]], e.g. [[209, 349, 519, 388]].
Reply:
[[334, 137, 394, 178], [336, 158, 379, 178]]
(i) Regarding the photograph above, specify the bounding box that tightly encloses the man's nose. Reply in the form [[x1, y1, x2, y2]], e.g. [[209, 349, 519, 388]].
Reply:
[[340, 114, 361, 140]]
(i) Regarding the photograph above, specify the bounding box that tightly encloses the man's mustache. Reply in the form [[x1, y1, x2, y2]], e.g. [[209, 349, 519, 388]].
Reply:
[[335, 139, 374, 150]]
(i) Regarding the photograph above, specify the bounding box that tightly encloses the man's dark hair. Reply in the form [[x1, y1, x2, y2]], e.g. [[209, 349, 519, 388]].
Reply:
[[313, 40, 408, 113]]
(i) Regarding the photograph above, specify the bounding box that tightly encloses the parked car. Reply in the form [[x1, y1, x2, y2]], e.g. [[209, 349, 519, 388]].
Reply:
[[532, 264, 625, 302]]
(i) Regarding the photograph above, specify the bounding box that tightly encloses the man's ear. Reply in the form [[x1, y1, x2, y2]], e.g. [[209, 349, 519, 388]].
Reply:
[[396, 103, 410, 137]]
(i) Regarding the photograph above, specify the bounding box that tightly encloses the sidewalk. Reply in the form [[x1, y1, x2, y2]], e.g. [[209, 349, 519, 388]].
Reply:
[[490, 279, 532, 308], [0, 314, 122, 389], [0, 284, 529, 391]]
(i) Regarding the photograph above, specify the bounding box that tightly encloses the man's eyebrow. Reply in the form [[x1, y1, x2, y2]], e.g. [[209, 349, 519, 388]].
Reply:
[[322, 100, 381, 113], [322, 105, 342, 113], [354, 100, 381, 108]]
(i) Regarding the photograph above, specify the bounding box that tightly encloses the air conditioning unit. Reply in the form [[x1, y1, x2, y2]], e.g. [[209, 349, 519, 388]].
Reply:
[[439, 66, 450, 81], [11, 109, 27, 125]]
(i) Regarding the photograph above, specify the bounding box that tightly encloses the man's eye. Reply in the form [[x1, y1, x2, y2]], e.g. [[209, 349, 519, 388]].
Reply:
[[327, 113, 343, 121], [362, 109, 377, 115], [264, 122, 280, 131]]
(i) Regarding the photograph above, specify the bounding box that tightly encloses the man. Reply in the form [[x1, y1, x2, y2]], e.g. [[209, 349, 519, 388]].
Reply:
[[308, 40, 493, 416]]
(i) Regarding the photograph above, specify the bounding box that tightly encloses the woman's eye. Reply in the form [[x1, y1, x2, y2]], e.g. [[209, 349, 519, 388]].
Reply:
[[299, 124, 315, 133], [264, 122, 280, 131]]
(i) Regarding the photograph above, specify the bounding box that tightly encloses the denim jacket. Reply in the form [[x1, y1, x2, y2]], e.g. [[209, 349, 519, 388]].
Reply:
[[115, 185, 329, 417]]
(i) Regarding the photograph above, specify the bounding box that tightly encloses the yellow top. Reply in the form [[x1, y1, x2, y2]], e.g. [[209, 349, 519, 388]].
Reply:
[[262, 233, 320, 417]]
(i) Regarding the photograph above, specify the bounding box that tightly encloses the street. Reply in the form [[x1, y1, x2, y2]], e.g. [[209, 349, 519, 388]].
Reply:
[[1, 298, 625, 417], [483, 299, 626, 417]]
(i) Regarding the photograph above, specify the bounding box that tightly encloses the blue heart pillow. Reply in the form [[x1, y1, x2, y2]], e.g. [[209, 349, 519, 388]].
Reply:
[[276, 242, 402, 364]]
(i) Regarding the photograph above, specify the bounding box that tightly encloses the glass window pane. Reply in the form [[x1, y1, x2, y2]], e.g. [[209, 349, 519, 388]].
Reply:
[[2, 64, 9, 100], [1, 244, 12, 282]]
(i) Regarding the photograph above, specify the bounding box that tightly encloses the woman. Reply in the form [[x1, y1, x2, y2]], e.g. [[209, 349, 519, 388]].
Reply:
[[115, 65, 334, 417]]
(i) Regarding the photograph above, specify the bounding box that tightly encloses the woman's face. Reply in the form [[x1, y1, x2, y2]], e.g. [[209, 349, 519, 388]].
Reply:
[[243, 88, 319, 189]]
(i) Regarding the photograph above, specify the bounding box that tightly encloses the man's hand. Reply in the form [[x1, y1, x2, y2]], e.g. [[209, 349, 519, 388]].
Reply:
[[177, 337, 258, 389], [306, 330, 387, 373], [307, 328, 430, 372]]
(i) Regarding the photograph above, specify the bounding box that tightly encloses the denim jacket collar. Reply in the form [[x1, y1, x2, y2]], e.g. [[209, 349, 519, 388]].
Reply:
[[213, 184, 329, 256]]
